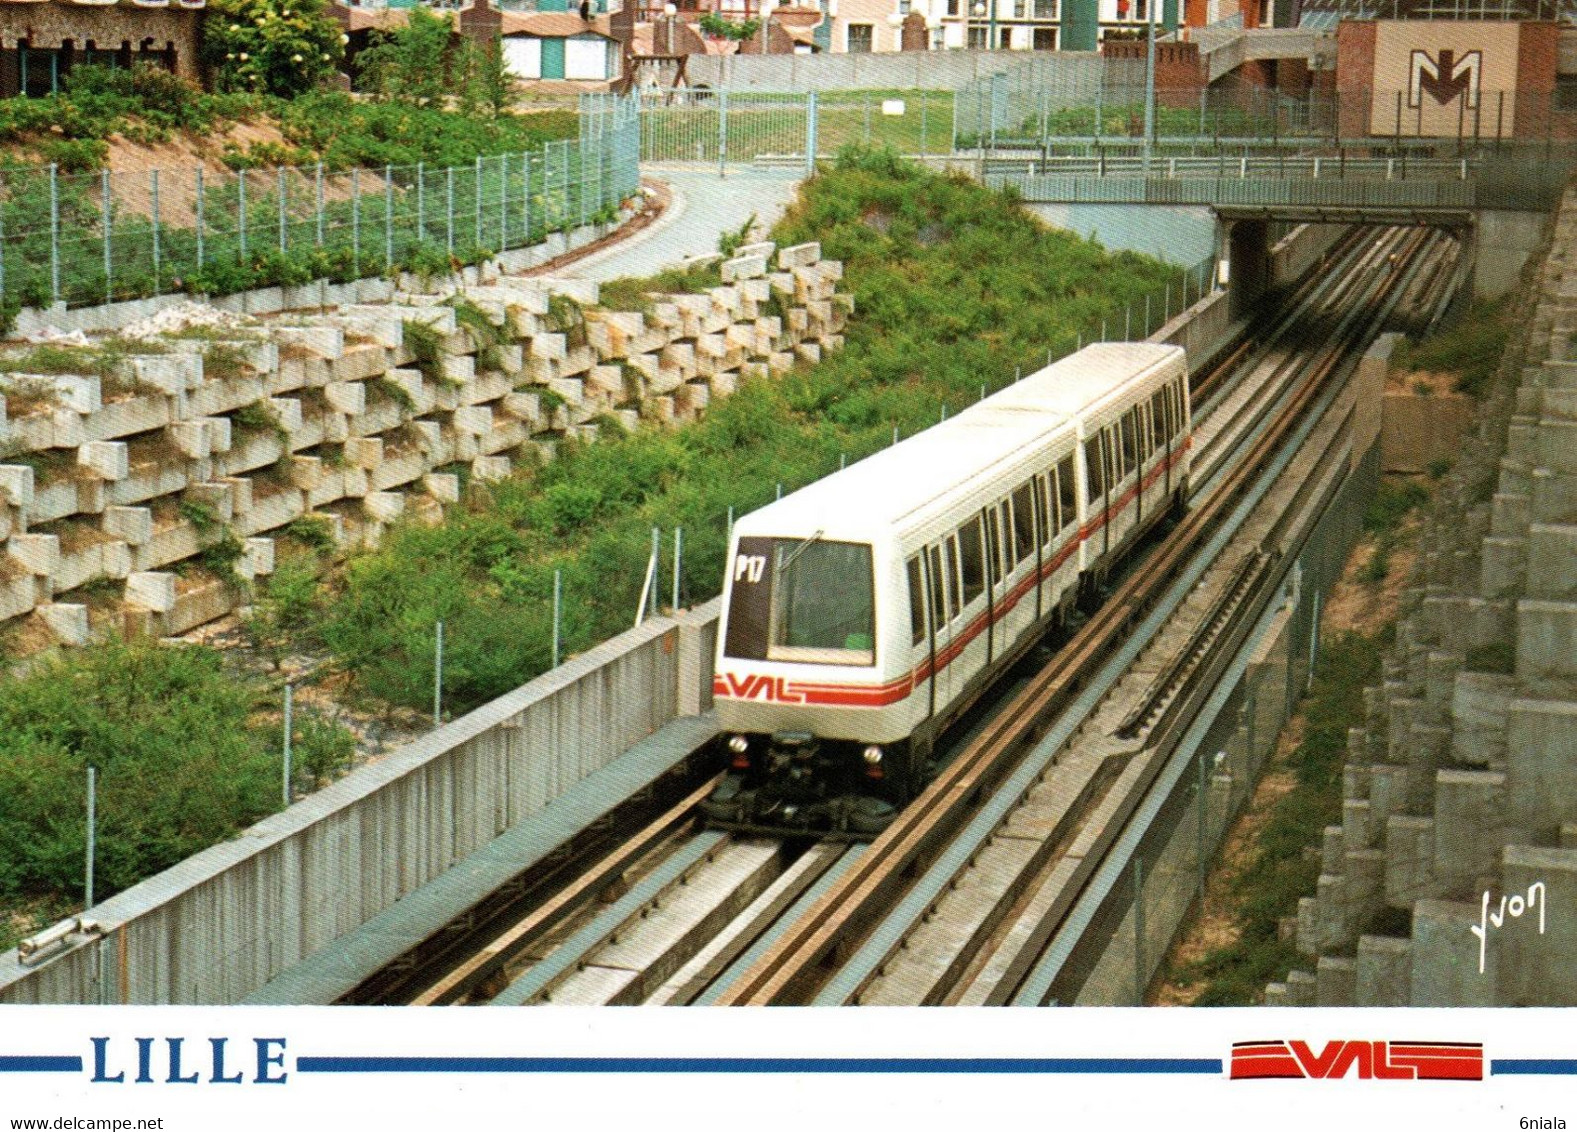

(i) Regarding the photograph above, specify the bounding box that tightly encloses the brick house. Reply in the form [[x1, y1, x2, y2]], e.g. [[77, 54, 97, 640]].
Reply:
[[0, 0, 205, 98]]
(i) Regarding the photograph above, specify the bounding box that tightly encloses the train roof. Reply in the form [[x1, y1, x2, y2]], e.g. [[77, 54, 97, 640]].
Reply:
[[735, 342, 1185, 542], [980, 342, 1185, 419]]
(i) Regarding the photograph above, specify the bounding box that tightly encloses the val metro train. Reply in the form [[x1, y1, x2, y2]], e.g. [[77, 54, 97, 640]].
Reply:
[[704, 342, 1193, 837]]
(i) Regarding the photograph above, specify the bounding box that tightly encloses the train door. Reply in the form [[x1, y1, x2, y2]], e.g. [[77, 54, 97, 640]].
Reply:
[[925, 541, 955, 711], [987, 500, 1010, 649], [906, 553, 932, 721], [1151, 388, 1170, 502]]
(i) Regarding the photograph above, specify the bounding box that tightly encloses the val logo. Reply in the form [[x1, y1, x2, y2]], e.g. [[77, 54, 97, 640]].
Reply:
[[1229, 1040, 1483, 1081]]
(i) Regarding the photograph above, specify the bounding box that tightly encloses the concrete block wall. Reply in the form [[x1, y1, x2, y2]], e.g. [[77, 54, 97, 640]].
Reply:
[[0, 241, 848, 648], [1276, 188, 1577, 1006]]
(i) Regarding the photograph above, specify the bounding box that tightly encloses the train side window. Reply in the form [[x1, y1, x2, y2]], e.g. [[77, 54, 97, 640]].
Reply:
[[1173, 379, 1186, 433], [1033, 474, 1051, 546], [1137, 403, 1151, 463], [958, 516, 984, 606], [1151, 390, 1167, 448], [907, 555, 926, 645], [927, 544, 946, 630], [1166, 384, 1178, 440], [943, 535, 961, 620], [1011, 483, 1035, 562], [998, 501, 1013, 568], [1057, 455, 1077, 529], [1120, 411, 1137, 476], [1045, 469, 1060, 536], [1085, 437, 1104, 503], [986, 507, 1003, 584], [1102, 429, 1117, 490]]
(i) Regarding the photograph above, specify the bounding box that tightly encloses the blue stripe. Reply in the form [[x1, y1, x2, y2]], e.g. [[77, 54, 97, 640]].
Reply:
[[0, 1056, 83, 1073], [1492, 1060, 1577, 1076], [297, 1056, 1221, 1075]]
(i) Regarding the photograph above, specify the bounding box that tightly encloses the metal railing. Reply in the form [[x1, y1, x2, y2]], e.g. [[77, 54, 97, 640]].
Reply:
[[0, 96, 639, 313]]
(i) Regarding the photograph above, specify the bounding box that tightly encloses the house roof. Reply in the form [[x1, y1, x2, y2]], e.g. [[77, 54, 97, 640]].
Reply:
[[500, 9, 611, 37]]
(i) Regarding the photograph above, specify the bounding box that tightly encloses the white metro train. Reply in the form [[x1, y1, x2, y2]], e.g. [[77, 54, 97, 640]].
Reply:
[[704, 342, 1193, 836]]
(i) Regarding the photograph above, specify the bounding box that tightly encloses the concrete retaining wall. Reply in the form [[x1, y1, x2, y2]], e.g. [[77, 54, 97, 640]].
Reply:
[[0, 240, 848, 645], [1277, 185, 1577, 1006]]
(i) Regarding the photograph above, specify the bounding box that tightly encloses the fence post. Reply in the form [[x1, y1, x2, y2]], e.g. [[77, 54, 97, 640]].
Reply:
[[49, 163, 60, 306], [0, 178, 7, 307], [552, 568, 562, 668], [102, 168, 112, 305], [239, 169, 248, 263], [806, 91, 818, 175], [277, 165, 287, 256], [673, 526, 683, 611], [649, 527, 660, 621], [433, 620, 445, 727], [385, 166, 394, 272], [282, 683, 294, 807], [446, 164, 455, 256], [195, 166, 205, 270], [315, 162, 325, 247], [85, 765, 97, 911], [151, 169, 160, 292]]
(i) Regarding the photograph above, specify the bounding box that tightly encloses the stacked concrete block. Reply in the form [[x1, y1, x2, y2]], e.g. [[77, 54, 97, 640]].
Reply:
[[1277, 188, 1577, 1005], [0, 243, 850, 649]]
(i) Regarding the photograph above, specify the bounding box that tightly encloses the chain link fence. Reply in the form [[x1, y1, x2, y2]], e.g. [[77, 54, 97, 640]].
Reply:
[[0, 96, 640, 314]]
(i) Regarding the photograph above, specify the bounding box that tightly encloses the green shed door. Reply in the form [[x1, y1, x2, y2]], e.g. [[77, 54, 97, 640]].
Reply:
[[541, 38, 566, 79], [1061, 0, 1097, 51]]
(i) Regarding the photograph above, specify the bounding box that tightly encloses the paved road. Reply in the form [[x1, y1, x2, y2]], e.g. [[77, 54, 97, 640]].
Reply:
[[565, 165, 804, 283]]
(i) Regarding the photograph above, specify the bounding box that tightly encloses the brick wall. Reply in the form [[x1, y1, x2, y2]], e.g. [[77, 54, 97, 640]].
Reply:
[[1335, 18, 1376, 139]]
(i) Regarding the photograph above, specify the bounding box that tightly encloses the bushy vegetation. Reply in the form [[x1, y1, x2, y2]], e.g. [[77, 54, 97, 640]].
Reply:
[[1358, 477, 1430, 585], [1391, 297, 1510, 399], [203, 0, 344, 97], [0, 639, 352, 911], [1167, 630, 1387, 1005], [304, 149, 1195, 714]]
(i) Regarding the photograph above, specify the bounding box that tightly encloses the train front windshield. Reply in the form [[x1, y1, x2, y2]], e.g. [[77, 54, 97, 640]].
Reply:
[[724, 536, 876, 666]]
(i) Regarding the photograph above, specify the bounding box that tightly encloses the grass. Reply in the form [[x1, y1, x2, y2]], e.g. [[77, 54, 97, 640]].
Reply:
[[1391, 297, 1510, 399], [598, 262, 725, 314], [1165, 630, 1389, 1005], [1358, 478, 1430, 586]]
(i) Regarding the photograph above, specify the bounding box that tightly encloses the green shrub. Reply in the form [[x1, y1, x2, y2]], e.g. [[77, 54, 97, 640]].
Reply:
[[0, 639, 336, 902], [1391, 298, 1509, 399], [202, 0, 344, 97]]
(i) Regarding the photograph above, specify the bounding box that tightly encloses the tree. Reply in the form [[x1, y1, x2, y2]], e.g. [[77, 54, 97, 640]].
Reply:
[[456, 34, 517, 119], [355, 6, 454, 108], [204, 0, 345, 97]]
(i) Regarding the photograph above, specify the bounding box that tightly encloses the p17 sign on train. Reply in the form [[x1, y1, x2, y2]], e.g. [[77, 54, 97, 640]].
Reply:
[[1230, 1040, 1484, 1081]]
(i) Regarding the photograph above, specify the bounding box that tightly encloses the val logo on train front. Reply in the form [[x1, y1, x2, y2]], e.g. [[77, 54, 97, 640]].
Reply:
[[1229, 1039, 1483, 1081]]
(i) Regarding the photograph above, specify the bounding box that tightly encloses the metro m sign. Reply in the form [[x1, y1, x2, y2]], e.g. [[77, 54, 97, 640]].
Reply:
[[1230, 1040, 1484, 1081], [1409, 48, 1482, 110]]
